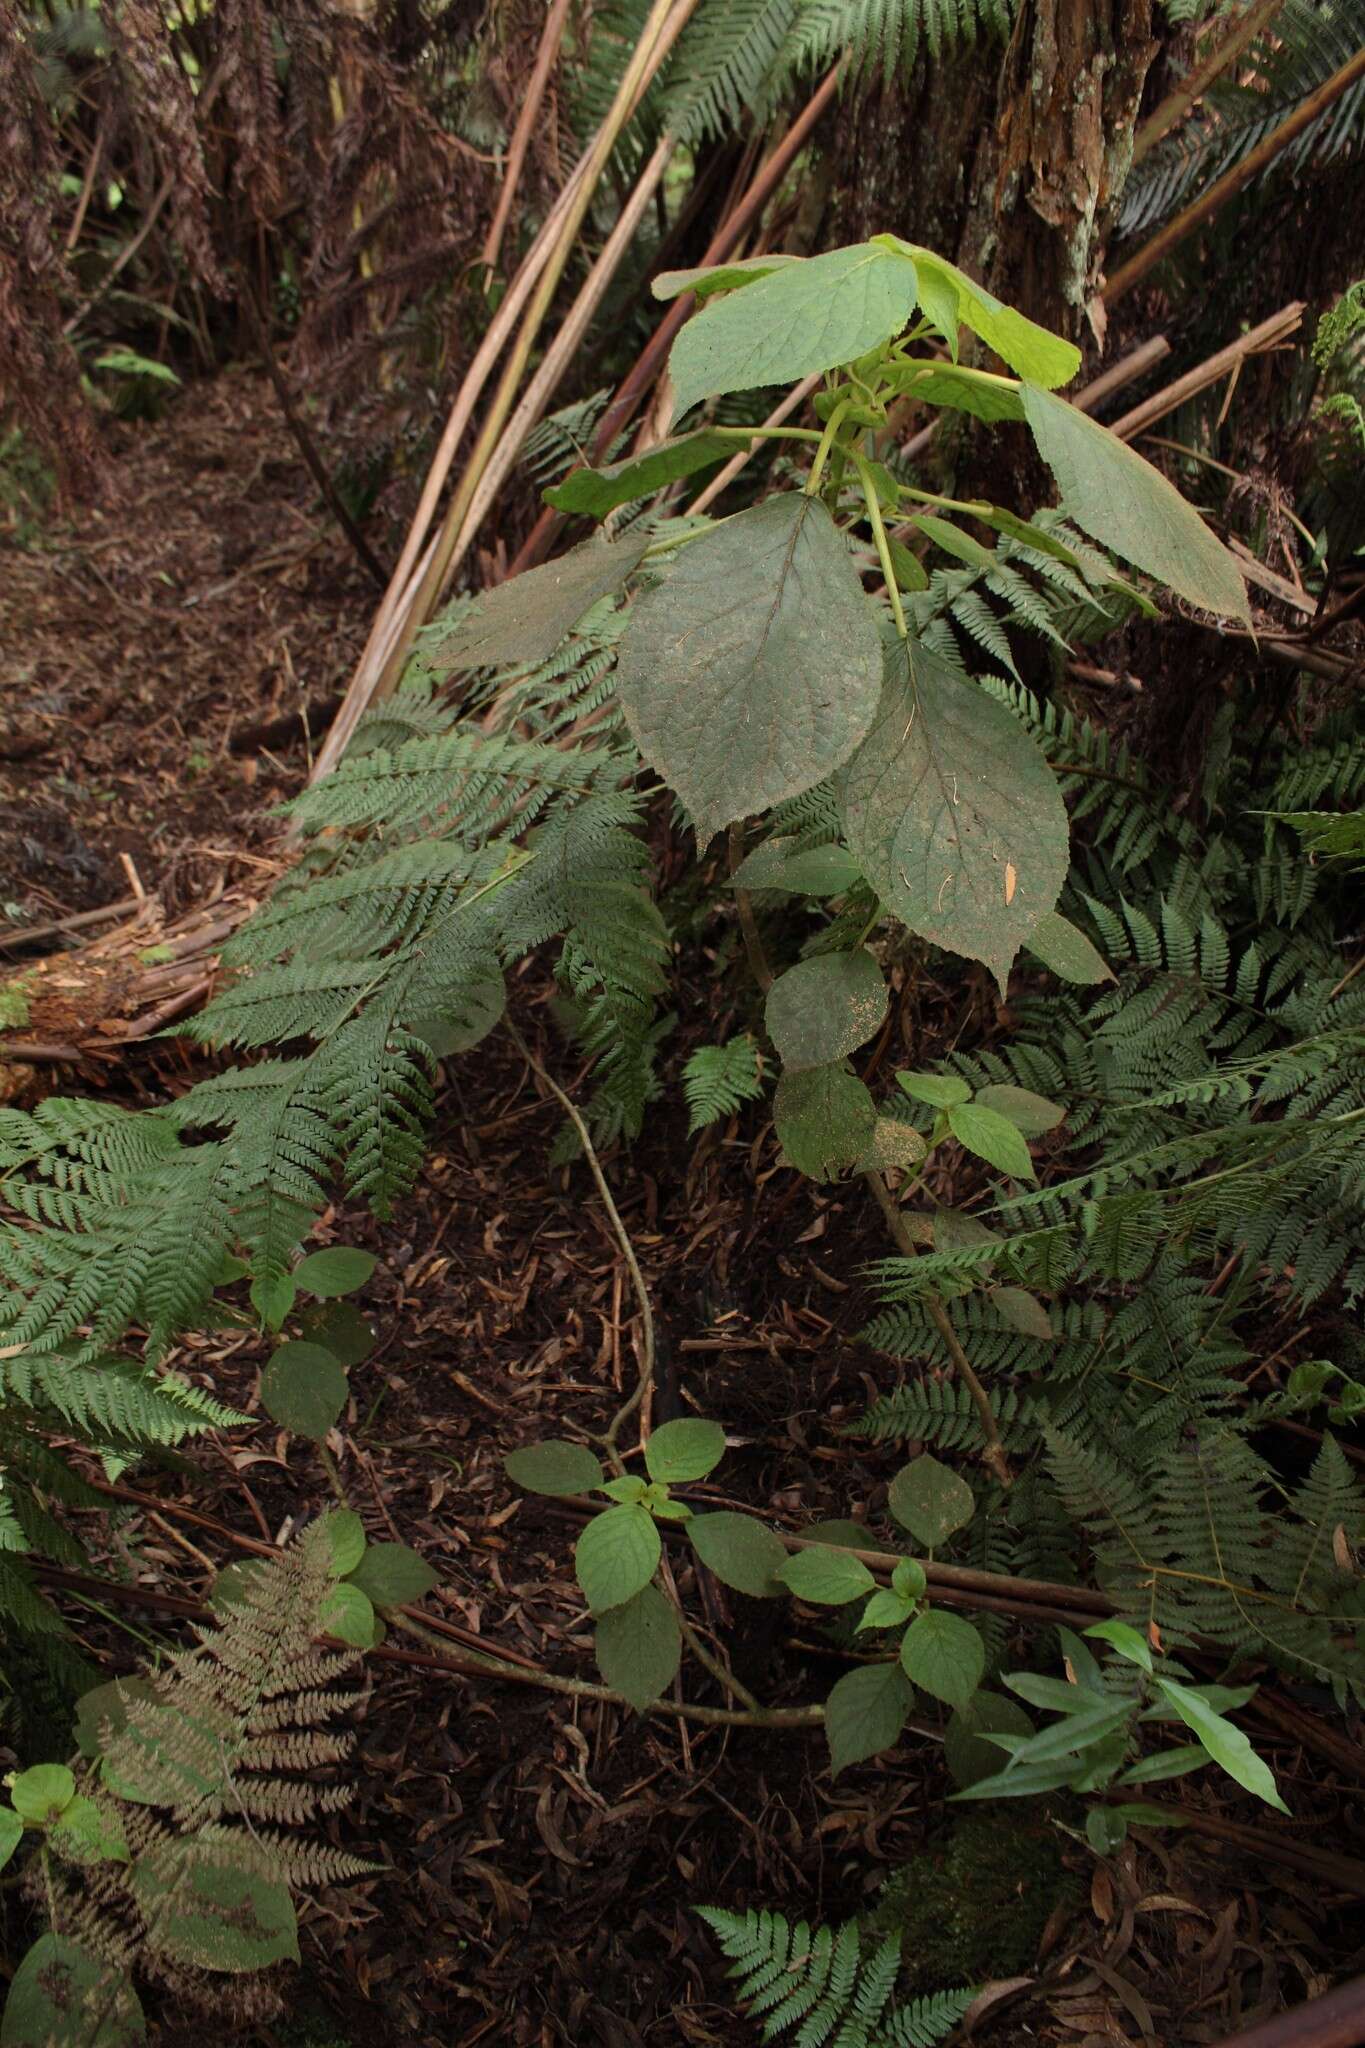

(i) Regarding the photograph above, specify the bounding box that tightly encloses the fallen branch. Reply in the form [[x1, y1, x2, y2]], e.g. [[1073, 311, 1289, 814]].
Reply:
[[1107, 303, 1305, 441], [1132, 0, 1290, 163], [480, 0, 574, 274]]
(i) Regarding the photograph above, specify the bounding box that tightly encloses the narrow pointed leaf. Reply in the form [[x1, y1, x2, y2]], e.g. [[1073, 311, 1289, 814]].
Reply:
[[947, 1101, 1038, 1181], [544, 431, 731, 518]]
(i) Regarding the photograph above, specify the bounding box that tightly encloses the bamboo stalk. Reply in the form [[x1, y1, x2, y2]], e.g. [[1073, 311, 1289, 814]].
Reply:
[[1106, 302, 1304, 438], [309, 0, 699, 785], [481, 0, 575, 274], [1133, 0, 1290, 163], [1105, 44, 1365, 303]]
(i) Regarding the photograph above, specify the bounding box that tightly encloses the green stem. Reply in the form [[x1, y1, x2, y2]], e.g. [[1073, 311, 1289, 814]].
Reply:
[[853, 453, 908, 641], [318, 1443, 350, 1505], [804, 399, 852, 499]]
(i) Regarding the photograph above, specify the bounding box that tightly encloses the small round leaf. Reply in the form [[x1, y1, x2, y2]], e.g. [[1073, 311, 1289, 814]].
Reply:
[[259, 1342, 348, 1442], [775, 1546, 876, 1607], [644, 1417, 726, 1484], [688, 1513, 787, 1597], [346, 1542, 438, 1610], [887, 1454, 975, 1548], [10, 1765, 74, 1826], [765, 951, 888, 1072], [293, 1247, 377, 1298], [594, 1584, 681, 1710], [504, 1440, 604, 1497], [321, 1582, 380, 1648], [575, 1504, 661, 1614]]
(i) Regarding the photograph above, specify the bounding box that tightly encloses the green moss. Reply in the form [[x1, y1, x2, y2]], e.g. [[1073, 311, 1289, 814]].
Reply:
[[871, 1805, 1080, 1992]]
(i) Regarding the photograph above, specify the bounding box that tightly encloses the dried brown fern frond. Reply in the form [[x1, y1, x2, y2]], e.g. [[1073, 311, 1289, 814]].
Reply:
[[104, 0, 223, 291]]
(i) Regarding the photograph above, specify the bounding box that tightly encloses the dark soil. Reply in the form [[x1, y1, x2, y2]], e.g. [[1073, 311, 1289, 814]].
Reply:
[[5, 385, 1365, 2048]]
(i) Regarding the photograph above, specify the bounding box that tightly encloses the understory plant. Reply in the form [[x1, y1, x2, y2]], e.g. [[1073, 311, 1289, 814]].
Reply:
[[2, 234, 1363, 2027]]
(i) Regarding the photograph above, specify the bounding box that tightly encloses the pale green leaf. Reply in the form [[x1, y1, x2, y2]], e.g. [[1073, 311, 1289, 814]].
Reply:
[[575, 1504, 661, 1613], [900, 1610, 985, 1708], [947, 1101, 1037, 1181], [688, 1512, 787, 1597], [320, 1582, 380, 1648], [775, 1545, 876, 1606], [346, 1541, 438, 1609], [10, 1765, 74, 1825], [1086, 1619, 1153, 1671], [644, 1418, 726, 1484], [991, 1285, 1054, 1340], [839, 634, 1068, 985], [0, 1808, 20, 1874], [773, 1064, 876, 1181], [293, 1247, 376, 1297], [913, 513, 996, 570], [974, 1084, 1066, 1136], [1152, 1678, 1288, 1811], [544, 431, 730, 517], [943, 1692, 1035, 1790], [897, 1069, 971, 1109], [1021, 383, 1250, 622], [135, 1854, 300, 1972], [617, 494, 883, 842], [504, 1439, 604, 1496], [877, 240, 1081, 387], [594, 1584, 681, 1710], [765, 950, 888, 1071], [50, 1796, 130, 1866], [825, 1662, 913, 1774], [732, 839, 864, 896], [667, 244, 919, 422], [322, 1508, 367, 1578], [434, 533, 648, 672], [887, 1455, 975, 1547], [856, 1589, 916, 1632], [652, 254, 800, 301], [1024, 910, 1114, 983], [854, 1117, 928, 1173]]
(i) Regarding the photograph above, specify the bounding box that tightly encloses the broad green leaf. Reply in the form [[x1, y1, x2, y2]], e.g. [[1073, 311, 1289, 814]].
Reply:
[[209, 1561, 265, 1614], [320, 1582, 379, 1648], [667, 244, 919, 422], [0, 1807, 20, 1873], [825, 1662, 913, 1774], [652, 254, 800, 301], [943, 1692, 1035, 1790], [897, 1069, 970, 1109], [773, 1064, 876, 1180], [644, 1417, 726, 1484], [594, 1583, 681, 1710], [1152, 1678, 1288, 1811], [544, 431, 730, 517], [991, 1285, 1054, 1340], [1024, 909, 1114, 983], [617, 494, 883, 842], [600, 1475, 649, 1503], [765, 950, 888, 1072], [1, 1935, 144, 2047], [804, 1519, 873, 1549], [856, 1588, 916, 1632], [293, 1247, 376, 1298], [947, 1101, 1037, 1182], [733, 838, 864, 896], [912, 512, 996, 570], [688, 1512, 787, 1597], [1085, 1619, 1153, 1671], [136, 1853, 300, 1972], [297, 1300, 375, 1368], [504, 1439, 604, 1496], [1021, 383, 1250, 622], [933, 1208, 1001, 1253], [259, 1341, 348, 1442], [575, 1504, 661, 1613], [888, 362, 1027, 424], [50, 1796, 130, 1865], [887, 1455, 975, 1547], [411, 975, 506, 1058], [900, 1610, 985, 1708], [839, 634, 1068, 986], [435, 533, 649, 672], [975, 1084, 1065, 1136], [854, 1117, 928, 1173], [347, 1541, 439, 1609], [876, 239, 1081, 388], [10, 1765, 74, 1824], [886, 536, 929, 590], [776, 1545, 876, 1606], [322, 1508, 367, 1578]]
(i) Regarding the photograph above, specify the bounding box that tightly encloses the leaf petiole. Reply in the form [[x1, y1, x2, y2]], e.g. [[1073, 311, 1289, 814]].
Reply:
[[853, 452, 908, 640]]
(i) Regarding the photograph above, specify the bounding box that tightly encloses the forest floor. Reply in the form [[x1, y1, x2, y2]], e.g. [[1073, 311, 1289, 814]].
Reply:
[[3, 380, 1364, 2048]]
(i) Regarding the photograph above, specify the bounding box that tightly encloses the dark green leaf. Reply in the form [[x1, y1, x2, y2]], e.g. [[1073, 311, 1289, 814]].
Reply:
[[617, 494, 883, 842], [854, 1118, 928, 1173], [297, 1301, 375, 1369], [732, 839, 864, 896], [259, 1342, 348, 1442], [347, 1542, 439, 1610], [434, 533, 648, 672], [765, 951, 888, 1071], [504, 1439, 604, 1496], [544, 432, 731, 517], [644, 1418, 726, 1484], [293, 1247, 376, 1298], [943, 1692, 1035, 1790], [839, 634, 1068, 986], [1024, 910, 1114, 983], [575, 1505, 661, 1613], [1, 1934, 144, 2047], [1021, 383, 1250, 622], [594, 1584, 681, 1709], [886, 536, 929, 591], [825, 1662, 913, 1774], [688, 1512, 787, 1597], [0, 1808, 20, 1875], [410, 975, 505, 1058], [1087, 1807, 1129, 1855], [667, 244, 919, 422], [775, 1545, 876, 1606], [136, 1854, 300, 1972], [947, 1101, 1037, 1182], [900, 1610, 985, 1708], [912, 513, 996, 570], [250, 1270, 295, 1331], [773, 1064, 876, 1181], [887, 1455, 975, 1547]]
